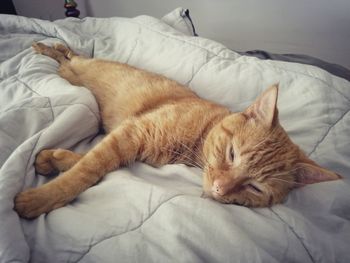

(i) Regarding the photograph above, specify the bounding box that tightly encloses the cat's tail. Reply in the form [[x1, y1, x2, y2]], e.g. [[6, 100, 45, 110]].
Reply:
[[32, 42, 76, 64]]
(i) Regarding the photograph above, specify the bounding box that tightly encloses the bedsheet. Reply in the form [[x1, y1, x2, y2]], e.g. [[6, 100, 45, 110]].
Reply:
[[0, 8, 349, 263]]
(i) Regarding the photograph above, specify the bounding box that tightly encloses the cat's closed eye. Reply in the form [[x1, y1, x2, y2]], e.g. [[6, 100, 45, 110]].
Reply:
[[228, 146, 235, 162], [244, 182, 263, 194]]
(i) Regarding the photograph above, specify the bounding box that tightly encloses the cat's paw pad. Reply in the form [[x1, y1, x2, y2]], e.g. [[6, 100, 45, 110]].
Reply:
[[35, 149, 57, 175], [14, 188, 53, 219], [32, 42, 51, 54], [53, 43, 72, 57], [53, 43, 67, 52]]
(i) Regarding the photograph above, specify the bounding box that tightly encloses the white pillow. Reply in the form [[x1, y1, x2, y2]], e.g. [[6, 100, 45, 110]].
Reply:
[[161, 7, 197, 36]]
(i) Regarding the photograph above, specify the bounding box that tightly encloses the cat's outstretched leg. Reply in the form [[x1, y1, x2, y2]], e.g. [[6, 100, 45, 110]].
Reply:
[[14, 121, 143, 219], [35, 149, 83, 175], [53, 43, 77, 60], [32, 42, 77, 61], [33, 42, 88, 86], [32, 42, 69, 63]]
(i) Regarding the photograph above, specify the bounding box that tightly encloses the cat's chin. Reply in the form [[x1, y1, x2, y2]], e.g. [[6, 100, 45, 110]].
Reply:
[[201, 190, 233, 204], [201, 190, 265, 207]]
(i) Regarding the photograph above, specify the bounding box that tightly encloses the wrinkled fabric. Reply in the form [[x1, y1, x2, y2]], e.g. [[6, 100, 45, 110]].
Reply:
[[0, 8, 349, 263], [240, 50, 350, 81]]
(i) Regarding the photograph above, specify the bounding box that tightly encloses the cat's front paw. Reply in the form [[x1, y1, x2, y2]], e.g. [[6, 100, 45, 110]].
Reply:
[[35, 149, 57, 175], [14, 187, 60, 219], [35, 149, 80, 175]]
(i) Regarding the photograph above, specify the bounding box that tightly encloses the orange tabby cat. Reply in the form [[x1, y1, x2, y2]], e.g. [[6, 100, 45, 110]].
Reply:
[[14, 43, 341, 219]]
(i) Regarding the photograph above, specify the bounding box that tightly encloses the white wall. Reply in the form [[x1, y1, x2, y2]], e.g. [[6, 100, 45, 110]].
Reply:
[[13, 0, 350, 69]]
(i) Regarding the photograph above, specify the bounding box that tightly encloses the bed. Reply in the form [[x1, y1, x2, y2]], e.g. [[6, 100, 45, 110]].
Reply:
[[0, 7, 349, 263]]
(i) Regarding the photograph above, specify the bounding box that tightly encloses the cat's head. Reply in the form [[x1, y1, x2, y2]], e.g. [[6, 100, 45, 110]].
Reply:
[[202, 84, 341, 207]]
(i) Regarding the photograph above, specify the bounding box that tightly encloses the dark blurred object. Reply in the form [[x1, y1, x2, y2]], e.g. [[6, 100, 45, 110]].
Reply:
[[64, 0, 80, 17], [240, 50, 350, 82], [0, 0, 17, 15]]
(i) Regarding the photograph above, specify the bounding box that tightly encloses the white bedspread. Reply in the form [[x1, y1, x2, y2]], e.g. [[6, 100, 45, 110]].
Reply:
[[0, 8, 349, 263]]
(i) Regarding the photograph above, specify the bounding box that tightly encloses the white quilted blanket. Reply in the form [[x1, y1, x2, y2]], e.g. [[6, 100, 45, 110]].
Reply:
[[0, 8, 349, 263]]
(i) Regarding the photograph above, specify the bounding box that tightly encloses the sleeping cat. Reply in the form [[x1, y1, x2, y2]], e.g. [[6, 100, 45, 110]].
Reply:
[[14, 43, 341, 219]]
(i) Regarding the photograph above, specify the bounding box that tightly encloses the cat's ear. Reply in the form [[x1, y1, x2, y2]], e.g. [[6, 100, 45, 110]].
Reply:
[[295, 162, 342, 187], [245, 84, 279, 127]]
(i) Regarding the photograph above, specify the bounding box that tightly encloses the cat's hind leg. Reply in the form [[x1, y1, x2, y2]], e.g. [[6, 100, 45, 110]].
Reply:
[[33, 42, 84, 86], [33, 42, 79, 62], [53, 43, 77, 60], [35, 149, 83, 175], [32, 42, 68, 63]]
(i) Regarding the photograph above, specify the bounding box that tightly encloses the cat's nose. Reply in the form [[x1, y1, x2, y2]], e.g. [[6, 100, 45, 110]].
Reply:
[[212, 177, 234, 196], [212, 176, 248, 196]]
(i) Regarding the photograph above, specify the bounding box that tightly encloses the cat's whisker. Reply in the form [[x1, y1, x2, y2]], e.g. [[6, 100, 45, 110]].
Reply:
[[268, 169, 300, 180], [196, 135, 210, 166], [177, 141, 202, 160], [166, 132, 209, 169], [269, 177, 306, 187], [177, 140, 207, 167], [156, 131, 206, 168], [253, 137, 269, 149], [165, 149, 203, 168], [136, 130, 202, 168]]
